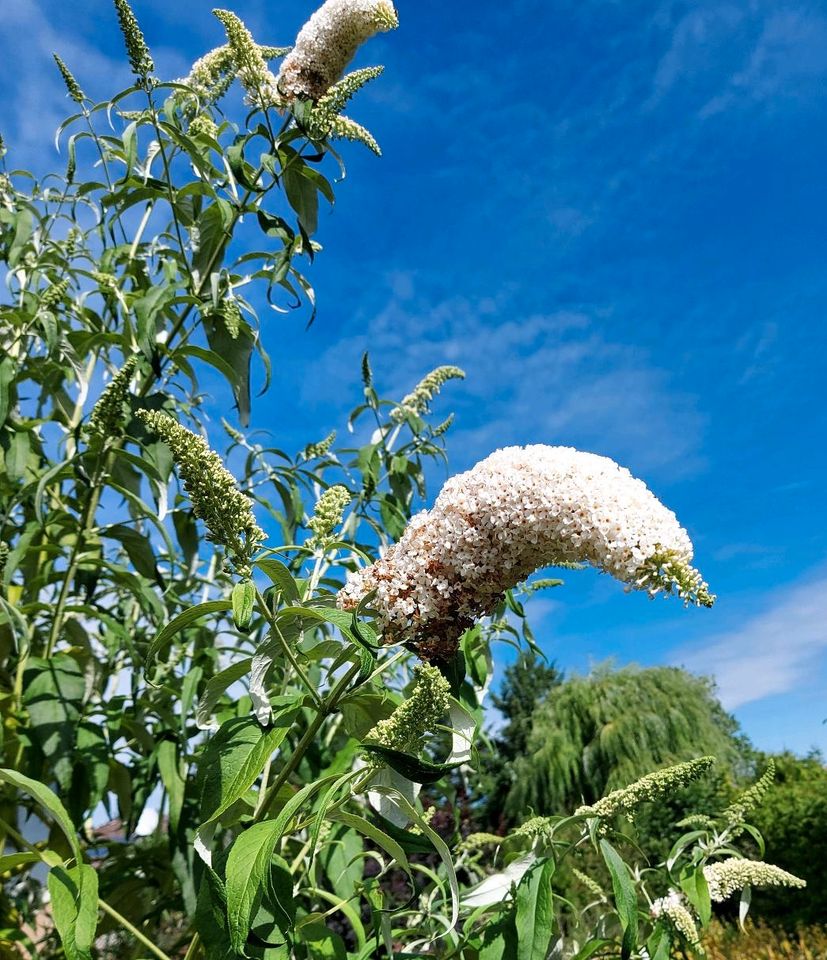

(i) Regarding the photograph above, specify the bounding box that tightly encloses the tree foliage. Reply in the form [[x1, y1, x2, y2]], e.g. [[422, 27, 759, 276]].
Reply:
[[504, 665, 748, 818]]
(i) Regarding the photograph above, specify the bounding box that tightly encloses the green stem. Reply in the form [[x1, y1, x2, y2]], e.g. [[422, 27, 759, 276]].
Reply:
[[44, 454, 108, 658], [98, 899, 174, 960], [182, 932, 202, 960], [256, 660, 361, 821], [254, 585, 323, 709]]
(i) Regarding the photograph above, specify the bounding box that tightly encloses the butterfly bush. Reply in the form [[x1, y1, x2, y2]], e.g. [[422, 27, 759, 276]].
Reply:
[[277, 0, 399, 101], [651, 891, 700, 944], [339, 444, 714, 659], [703, 859, 806, 902]]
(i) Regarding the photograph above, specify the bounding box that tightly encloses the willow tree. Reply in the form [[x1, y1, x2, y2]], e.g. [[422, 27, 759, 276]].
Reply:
[[505, 664, 747, 819]]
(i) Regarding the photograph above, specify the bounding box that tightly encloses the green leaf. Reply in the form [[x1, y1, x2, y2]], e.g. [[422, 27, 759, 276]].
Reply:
[[225, 823, 290, 953], [145, 599, 232, 666], [680, 866, 711, 928], [47, 864, 98, 960], [281, 156, 318, 236], [197, 659, 253, 730], [22, 656, 84, 790], [249, 853, 295, 946], [255, 558, 301, 604], [197, 708, 299, 825], [479, 910, 518, 960], [328, 810, 411, 877], [0, 852, 41, 872], [361, 743, 462, 785], [514, 857, 555, 960], [232, 580, 256, 632], [192, 198, 233, 284], [0, 356, 15, 429], [157, 739, 186, 834], [600, 839, 638, 960], [101, 524, 161, 583], [204, 312, 255, 426]]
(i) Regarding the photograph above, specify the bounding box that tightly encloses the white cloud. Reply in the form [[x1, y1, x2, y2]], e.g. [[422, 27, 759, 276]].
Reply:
[[308, 290, 705, 478], [673, 571, 827, 709]]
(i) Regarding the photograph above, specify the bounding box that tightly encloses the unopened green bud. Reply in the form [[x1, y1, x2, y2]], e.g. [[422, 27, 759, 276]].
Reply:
[[53, 55, 85, 104], [307, 484, 350, 548], [304, 430, 336, 460], [39, 278, 70, 312], [137, 410, 265, 565], [326, 115, 381, 155], [723, 759, 775, 826], [392, 366, 465, 422], [361, 351, 373, 388], [213, 9, 279, 109], [366, 664, 450, 756], [577, 757, 715, 824], [86, 357, 138, 441], [572, 868, 605, 901], [113, 0, 155, 82]]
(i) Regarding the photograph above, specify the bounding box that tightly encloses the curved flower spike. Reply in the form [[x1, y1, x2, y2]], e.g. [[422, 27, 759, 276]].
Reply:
[[339, 444, 714, 659]]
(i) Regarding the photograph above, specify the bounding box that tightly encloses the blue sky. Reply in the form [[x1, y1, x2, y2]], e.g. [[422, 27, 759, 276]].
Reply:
[[2, 0, 826, 756]]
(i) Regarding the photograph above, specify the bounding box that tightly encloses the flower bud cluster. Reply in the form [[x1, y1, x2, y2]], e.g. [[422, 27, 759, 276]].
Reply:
[[137, 410, 265, 565], [304, 430, 337, 460], [577, 758, 715, 823], [277, 0, 398, 102], [113, 0, 154, 82], [213, 10, 280, 109], [188, 113, 219, 140], [53, 55, 84, 104], [651, 891, 699, 943], [307, 484, 351, 548], [572, 868, 605, 901], [703, 859, 806, 902], [635, 547, 715, 607], [391, 366, 465, 423], [722, 760, 775, 826], [339, 445, 712, 659], [86, 357, 139, 442], [366, 663, 450, 756], [39, 278, 70, 312]]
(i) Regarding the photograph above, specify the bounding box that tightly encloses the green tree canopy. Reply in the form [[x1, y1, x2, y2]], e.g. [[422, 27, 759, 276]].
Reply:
[[504, 664, 747, 818]]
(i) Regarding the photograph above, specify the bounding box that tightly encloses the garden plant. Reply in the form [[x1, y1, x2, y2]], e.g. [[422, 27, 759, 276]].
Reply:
[[0, 1, 807, 957]]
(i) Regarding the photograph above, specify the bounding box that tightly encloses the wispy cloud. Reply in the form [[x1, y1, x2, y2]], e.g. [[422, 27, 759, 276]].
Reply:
[[673, 570, 827, 709], [308, 289, 705, 478]]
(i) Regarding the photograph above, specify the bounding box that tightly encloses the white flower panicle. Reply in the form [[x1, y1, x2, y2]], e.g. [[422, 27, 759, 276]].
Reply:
[[703, 859, 806, 902], [651, 891, 700, 943], [577, 757, 715, 823], [338, 444, 712, 659], [277, 0, 399, 102]]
